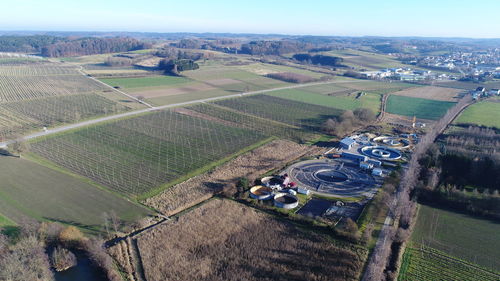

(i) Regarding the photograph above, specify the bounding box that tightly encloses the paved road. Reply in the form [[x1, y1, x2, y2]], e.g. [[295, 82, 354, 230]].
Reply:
[[0, 78, 382, 147], [77, 66, 155, 108]]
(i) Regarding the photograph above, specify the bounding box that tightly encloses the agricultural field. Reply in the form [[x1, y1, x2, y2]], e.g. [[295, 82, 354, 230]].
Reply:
[[213, 94, 343, 130], [239, 62, 328, 79], [386, 95, 456, 120], [391, 86, 464, 101], [97, 65, 290, 106], [99, 75, 191, 89], [0, 155, 151, 234], [266, 88, 381, 113], [410, 204, 500, 271], [455, 101, 500, 129], [0, 64, 105, 102], [183, 64, 289, 91], [0, 62, 139, 140], [137, 199, 367, 281], [187, 103, 315, 142], [30, 109, 268, 199], [0, 93, 130, 141], [324, 49, 408, 70], [432, 80, 487, 91], [399, 247, 499, 281]]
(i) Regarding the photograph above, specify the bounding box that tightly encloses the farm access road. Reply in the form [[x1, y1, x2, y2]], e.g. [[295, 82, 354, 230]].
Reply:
[[0, 79, 370, 147]]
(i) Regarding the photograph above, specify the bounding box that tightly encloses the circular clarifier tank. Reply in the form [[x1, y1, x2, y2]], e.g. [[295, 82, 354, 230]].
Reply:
[[273, 193, 299, 209], [361, 146, 401, 160], [315, 169, 348, 183], [249, 185, 273, 200]]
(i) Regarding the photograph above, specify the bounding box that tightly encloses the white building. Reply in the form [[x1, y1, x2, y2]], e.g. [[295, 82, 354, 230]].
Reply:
[[340, 137, 356, 150]]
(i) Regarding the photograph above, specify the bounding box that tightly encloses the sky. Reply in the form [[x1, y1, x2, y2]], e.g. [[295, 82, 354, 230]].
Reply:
[[0, 0, 499, 38]]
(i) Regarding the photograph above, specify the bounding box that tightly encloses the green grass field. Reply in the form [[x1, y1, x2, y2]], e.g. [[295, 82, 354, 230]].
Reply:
[[0, 213, 15, 227], [399, 247, 499, 281], [386, 95, 455, 120], [99, 75, 191, 89], [266, 88, 381, 113], [455, 101, 500, 129], [0, 156, 151, 234], [410, 204, 500, 271]]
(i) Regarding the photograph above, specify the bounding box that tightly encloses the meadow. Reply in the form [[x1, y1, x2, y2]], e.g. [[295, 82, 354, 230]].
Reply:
[[266, 88, 381, 113], [31, 109, 268, 199], [455, 101, 500, 129], [137, 199, 368, 281], [386, 95, 456, 120], [213, 94, 343, 130], [0, 155, 150, 234], [410, 204, 500, 271]]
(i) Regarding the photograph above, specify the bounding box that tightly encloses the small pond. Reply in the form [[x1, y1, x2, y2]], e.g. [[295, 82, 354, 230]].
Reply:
[[54, 250, 108, 281]]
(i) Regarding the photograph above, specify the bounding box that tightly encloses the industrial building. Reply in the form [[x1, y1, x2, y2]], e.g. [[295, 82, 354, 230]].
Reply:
[[340, 137, 356, 149]]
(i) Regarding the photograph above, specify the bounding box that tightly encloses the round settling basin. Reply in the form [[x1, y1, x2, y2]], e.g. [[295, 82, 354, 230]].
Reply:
[[249, 185, 273, 200], [273, 193, 299, 209], [314, 169, 348, 183]]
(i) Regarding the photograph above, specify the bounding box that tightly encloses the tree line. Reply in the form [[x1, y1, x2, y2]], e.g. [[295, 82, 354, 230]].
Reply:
[[0, 35, 152, 57], [292, 53, 344, 67], [41, 37, 151, 57], [240, 40, 312, 55], [0, 35, 63, 53]]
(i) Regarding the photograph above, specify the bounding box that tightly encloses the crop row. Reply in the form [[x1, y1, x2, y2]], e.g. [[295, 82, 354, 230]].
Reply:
[[0, 74, 105, 103], [212, 94, 343, 130], [398, 247, 500, 281], [188, 103, 315, 142], [0, 64, 78, 76], [0, 93, 129, 141], [31, 110, 267, 198]]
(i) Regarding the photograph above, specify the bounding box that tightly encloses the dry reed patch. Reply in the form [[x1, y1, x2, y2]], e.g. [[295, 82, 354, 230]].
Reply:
[[138, 199, 366, 281]]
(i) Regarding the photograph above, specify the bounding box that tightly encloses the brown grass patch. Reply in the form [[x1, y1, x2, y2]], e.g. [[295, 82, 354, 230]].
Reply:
[[144, 140, 318, 216], [137, 199, 366, 281], [391, 86, 463, 101]]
